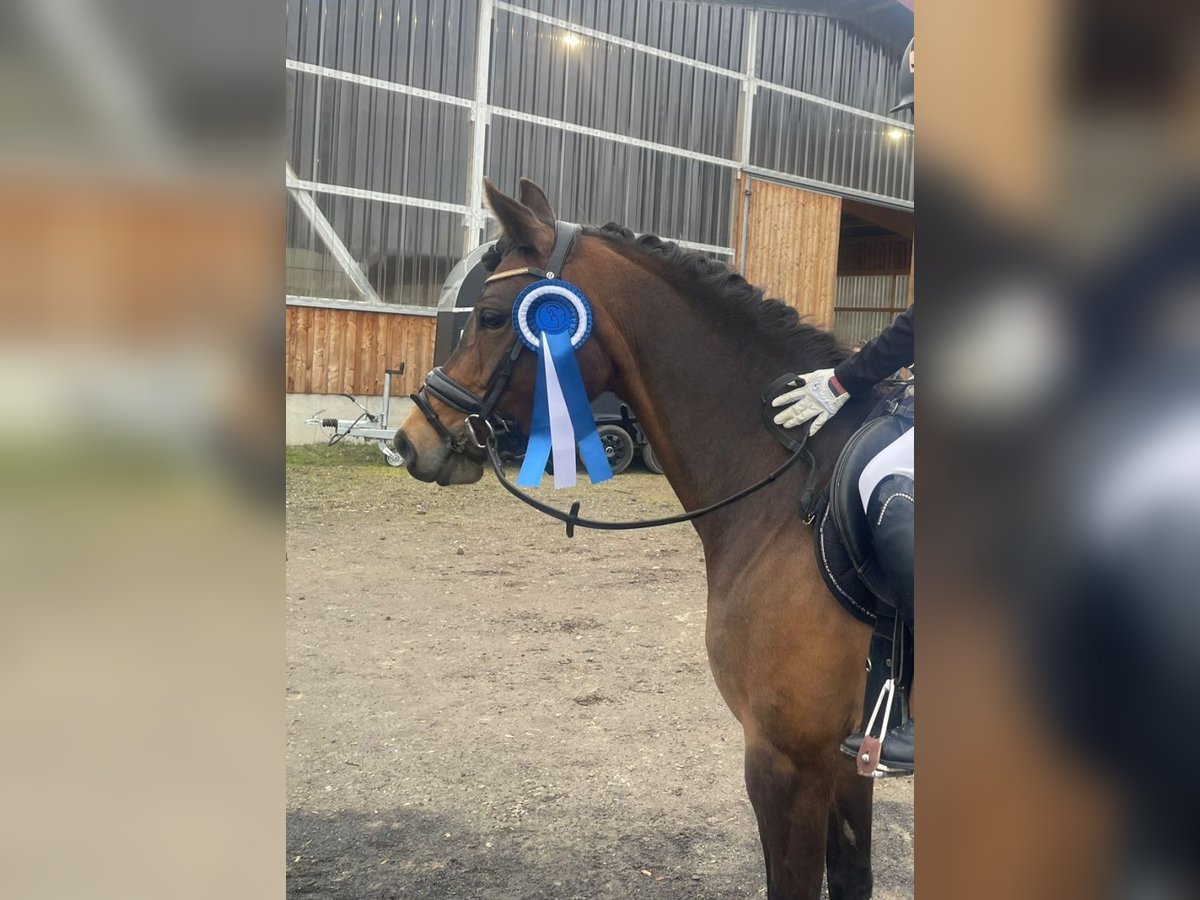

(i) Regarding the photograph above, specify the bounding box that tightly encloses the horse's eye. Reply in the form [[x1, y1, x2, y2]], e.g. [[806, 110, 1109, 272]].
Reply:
[[479, 309, 508, 330]]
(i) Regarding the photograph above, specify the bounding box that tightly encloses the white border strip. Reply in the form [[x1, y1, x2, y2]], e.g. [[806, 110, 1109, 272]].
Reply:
[[671, 238, 734, 256], [285, 175, 473, 216], [489, 105, 739, 169], [743, 166, 913, 210], [286, 295, 437, 316], [287, 227, 732, 316], [466, 0, 495, 248], [756, 79, 914, 131], [285, 59, 473, 109], [286, 163, 382, 304], [495, 2, 741, 80]]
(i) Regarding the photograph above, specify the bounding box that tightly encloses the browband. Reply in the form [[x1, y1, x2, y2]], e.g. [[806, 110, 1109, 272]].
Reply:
[[484, 221, 580, 284]]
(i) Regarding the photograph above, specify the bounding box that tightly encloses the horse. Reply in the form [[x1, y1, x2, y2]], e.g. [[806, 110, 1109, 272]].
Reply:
[[394, 178, 886, 899]]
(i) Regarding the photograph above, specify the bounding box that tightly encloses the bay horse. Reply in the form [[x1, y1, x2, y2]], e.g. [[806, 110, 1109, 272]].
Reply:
[[394, 178, 884, 899]]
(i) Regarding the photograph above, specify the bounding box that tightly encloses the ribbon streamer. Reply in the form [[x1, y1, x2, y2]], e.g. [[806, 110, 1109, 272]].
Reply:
[[542, 337, 578, 487], [516, 340, 553, 486], [512, 280, 612, 489], [545, 329, 611, 485]]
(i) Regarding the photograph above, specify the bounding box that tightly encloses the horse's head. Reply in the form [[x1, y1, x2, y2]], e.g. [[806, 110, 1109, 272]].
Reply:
[[395, 179, 615, 484]]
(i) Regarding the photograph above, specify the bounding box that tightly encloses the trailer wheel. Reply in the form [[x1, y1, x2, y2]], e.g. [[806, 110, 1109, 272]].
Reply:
[[596, 424, 635, 476], [379, 441, 405, 467], [641, 442, 664, 475]]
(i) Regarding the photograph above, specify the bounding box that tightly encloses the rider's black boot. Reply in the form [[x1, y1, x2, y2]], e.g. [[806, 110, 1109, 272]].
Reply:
[[879, 719, 915, 771], [867, 473, 914, 623], [840, 720, 915, 774]]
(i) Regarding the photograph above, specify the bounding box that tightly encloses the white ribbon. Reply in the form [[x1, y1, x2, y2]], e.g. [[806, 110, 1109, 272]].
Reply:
[[541, 339, 577, 488]]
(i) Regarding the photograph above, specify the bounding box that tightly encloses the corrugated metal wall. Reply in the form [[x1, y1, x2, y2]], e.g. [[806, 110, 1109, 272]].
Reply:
[[834, 233, 911, 345], [285, 0, 913, 324], [834, 275, 910, 346]]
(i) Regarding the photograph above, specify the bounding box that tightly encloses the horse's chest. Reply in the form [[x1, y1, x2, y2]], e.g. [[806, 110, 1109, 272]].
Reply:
[[702, 588, 774, 717], [703, 578, 836, 728]]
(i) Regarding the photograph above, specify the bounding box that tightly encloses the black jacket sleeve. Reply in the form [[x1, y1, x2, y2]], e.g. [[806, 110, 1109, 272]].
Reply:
[[833, 305, 914, 397]]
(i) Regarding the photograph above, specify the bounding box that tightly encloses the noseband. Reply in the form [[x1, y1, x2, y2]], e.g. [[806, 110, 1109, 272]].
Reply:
[[410, 221, 582, 452]]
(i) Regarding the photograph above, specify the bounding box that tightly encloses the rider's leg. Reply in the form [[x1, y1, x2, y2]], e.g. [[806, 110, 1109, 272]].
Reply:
[[867, 471, 915, 771], [867, 473, 914, 626], [841, 425, 917, 773], [858, 427, 913, 514]]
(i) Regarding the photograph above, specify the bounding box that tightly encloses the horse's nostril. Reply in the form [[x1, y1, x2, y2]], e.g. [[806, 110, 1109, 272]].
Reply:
[[393, 430, 415, 466]]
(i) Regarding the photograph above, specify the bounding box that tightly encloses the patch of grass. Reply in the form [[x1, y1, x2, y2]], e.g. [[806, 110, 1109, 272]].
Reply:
[[285, 441, 392, 467]]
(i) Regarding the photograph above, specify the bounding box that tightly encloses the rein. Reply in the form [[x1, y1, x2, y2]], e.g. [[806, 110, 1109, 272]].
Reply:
[[469, 417, 817, 538], [414, 217, 823, 538]]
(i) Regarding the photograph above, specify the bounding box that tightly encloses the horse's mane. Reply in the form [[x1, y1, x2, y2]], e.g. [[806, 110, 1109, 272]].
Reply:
[[483, 223, 849, 367]]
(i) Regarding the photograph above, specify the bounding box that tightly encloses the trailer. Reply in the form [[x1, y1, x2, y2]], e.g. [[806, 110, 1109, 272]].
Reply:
[[306, 364, 408, 466]]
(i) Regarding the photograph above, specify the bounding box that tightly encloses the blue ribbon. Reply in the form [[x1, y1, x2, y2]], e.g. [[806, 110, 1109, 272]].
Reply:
[[512, 281, 612, 488], [545, 329, 612, 484], [516, 341, 553, 486]]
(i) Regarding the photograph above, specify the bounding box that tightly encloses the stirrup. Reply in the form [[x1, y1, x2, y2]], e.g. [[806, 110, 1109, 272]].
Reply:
[[846, 677, 910, 778]]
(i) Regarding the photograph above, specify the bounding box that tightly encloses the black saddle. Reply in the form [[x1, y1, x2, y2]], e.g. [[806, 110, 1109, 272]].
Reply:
[[791, 385, 912, 624], [829, 409, 913, 608]]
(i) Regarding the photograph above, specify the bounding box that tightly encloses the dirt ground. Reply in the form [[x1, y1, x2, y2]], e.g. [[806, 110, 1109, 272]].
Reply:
[[286, 449, 913, 899]]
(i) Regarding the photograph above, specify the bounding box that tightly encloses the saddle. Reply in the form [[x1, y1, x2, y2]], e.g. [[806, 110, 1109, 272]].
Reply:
[[765, 379, 915, 776], [805, 385, 914, 625]]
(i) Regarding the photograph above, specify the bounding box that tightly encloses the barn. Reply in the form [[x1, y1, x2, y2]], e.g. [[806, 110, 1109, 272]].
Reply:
[[285, 0, 913, 442]]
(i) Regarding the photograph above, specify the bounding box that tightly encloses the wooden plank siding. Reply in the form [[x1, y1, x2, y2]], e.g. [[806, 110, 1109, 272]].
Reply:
[[734, 176, 843, 329], [285, 306, 435, 396]]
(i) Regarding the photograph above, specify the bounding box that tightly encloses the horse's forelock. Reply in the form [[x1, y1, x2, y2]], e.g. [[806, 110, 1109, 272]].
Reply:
[[481, 237, 510, 272]]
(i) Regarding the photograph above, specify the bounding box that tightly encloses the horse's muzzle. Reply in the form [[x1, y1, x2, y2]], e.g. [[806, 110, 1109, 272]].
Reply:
[[392, 424, 443, 482], [392, 428, 417, 467], [394, 417, 485, 485]]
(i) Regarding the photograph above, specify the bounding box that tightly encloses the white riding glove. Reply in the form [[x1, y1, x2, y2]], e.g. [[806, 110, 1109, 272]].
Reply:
[[771, 368, 849, 435]]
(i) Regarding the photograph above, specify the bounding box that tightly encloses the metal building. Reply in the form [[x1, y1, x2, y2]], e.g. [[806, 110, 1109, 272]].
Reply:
[[285, 0, 913, 425]]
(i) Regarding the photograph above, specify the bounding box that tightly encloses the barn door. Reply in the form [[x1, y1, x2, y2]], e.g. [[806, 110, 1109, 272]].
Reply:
[[734, 175, 842, 328]]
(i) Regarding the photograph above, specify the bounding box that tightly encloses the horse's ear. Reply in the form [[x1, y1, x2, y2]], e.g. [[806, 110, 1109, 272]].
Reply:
[[484, 179, 554, 255], [518, 178, 556, 227]]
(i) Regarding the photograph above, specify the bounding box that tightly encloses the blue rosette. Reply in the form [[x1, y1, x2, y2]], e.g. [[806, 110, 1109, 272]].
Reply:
[[511, 279, 612, 489]]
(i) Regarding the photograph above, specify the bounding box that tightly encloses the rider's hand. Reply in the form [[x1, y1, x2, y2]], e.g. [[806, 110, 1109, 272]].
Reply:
[[771, 368, 849, 435]]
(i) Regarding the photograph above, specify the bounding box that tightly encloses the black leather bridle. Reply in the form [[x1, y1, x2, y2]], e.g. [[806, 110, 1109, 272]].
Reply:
[[410, 221, 581, 452], [410, 219, 819, 538]]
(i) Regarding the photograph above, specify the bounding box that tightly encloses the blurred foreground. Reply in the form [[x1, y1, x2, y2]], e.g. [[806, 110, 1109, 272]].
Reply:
[[1, 0, 1198, 897], [920, 0, 1200, 897], [1, 1, 281, 898]]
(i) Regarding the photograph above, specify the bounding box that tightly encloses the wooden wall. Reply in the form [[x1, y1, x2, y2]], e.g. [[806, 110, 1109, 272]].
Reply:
[[285, 305, 435, 396], [734, 176, 842, 328]]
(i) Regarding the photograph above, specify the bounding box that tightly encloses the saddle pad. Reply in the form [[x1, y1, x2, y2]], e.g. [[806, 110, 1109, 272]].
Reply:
[[813, 496, 879, 626]]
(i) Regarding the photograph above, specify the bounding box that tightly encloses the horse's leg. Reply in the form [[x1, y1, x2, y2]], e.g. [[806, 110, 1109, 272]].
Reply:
[[825, 759, 874, 900], [744, 738, 832, 900]]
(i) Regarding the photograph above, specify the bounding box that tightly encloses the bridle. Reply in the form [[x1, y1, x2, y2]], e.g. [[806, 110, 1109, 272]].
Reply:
[[410, 221, 581, 453], [411, 219, 819, 538]]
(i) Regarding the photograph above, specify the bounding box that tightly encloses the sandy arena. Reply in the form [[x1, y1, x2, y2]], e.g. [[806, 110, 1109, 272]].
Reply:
[[287, 451, 913, 898]]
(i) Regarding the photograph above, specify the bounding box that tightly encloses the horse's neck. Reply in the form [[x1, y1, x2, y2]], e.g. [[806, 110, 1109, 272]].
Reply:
[[596, 270, 821, 553]]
